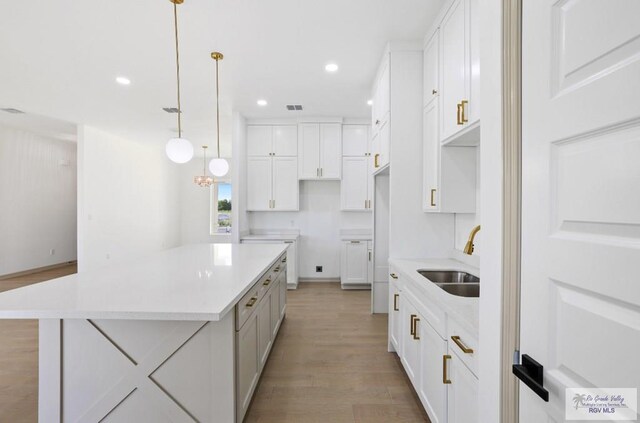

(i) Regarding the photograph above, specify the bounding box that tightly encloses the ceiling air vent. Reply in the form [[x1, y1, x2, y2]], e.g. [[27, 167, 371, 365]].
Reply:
[[286, 105, 303, 111], [1, 108, 25, 114], [163, 107, 180, 113]]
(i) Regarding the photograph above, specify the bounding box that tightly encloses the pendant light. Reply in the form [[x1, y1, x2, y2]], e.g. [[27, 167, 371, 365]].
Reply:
[[208, 52, 230, 177], [194, 146, 214, 187], [165, 0, 194, 164]]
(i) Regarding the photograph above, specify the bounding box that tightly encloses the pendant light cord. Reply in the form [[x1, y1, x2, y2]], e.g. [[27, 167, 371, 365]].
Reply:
[[173, 1, 182, 138], [215, 57, 221, 158]]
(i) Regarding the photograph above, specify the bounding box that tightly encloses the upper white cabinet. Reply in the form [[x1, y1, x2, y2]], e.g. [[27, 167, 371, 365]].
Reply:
[[424, 30, 439, 107], [371, 57, 391, 171], [342, 125, 371, 157], [248, 125, 297, 157], [298, 123, 342, 180], [439, 0, 480, 144], [341, 124, 373, 211], [247, 156, 298, 211]]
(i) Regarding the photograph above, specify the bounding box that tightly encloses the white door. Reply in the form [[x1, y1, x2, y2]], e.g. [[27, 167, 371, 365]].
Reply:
[[247, 125, 272, 157], [319, 123, 342, 179], [423, 101, 439, 211], [446, 350, 478, 423], [440, 0, 466, 141], [418, 320, 447, 423], [401, 300, 420, 383], [342, 125, 369, 157], [273, 125, 297, 156], [272, 157, 298, 211], [520, 1, 640, 421], [298, 123, 320, 179], [247, 157, 272, 211], [341, 157, 368, 210], [341, 241, 368, 285], [389, 278, 401, 352], [424, 29, 439, 107]]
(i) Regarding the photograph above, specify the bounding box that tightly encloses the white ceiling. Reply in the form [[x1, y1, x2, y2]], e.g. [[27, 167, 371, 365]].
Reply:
[[0, 0, 444, 150]]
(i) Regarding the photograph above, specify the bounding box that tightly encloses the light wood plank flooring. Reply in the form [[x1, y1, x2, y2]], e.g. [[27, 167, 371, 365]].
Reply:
[[0, 264, 77, 423], [0, 270, 428, 422], [244, 283, 429, 423]]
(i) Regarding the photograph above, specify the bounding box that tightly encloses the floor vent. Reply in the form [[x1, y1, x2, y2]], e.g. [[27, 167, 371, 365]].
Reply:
[[286, 105, 303, 111], [162, 107, 180, 113], [1, 108, 25, 114]]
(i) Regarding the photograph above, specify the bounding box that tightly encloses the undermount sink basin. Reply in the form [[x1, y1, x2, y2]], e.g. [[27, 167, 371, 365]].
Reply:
[[417, 270, 479, 284], [436, 283, 479, 298]]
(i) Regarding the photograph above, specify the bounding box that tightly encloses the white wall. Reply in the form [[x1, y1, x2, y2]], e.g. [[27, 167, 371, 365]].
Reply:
[[0, 126, 77, 276], [248, 181, 370, 279], [77, 126, 180, 272], [454, 148, 482, 254], [232, 112, 249, 242]]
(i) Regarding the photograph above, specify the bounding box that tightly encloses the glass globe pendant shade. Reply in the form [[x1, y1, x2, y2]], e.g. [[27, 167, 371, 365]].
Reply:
[[166, 137, 194, 164], [209, 157, 229, 177]]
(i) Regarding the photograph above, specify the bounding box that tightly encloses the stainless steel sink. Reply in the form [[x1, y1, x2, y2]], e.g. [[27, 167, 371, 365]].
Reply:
[[417, 270, 479, 284], [436, 283, 479, 298]]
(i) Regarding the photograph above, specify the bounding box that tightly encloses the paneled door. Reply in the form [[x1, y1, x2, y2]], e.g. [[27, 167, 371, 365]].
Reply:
[[319, 123, 342, 179], [272, 157, 298, 211], [247, 157, 271, 211], [520, 1, 640, 421]]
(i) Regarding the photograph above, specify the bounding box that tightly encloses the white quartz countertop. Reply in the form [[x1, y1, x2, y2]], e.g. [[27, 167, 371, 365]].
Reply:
[[242, 233, 299, 241], [389, 258, 480, 336], [0, 243, 287, 321]]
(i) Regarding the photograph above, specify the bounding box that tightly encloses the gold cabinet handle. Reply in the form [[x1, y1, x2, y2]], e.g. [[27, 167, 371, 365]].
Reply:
[[393, 293, 399, 311], [443, 355, 452, 384], [374, 153, 380, 168], [451, 335, 474, 354], [461, 100, 468, 123], [430, 188, 436, 207], [456, 103, 463, 125], [282, 257, 287, 263], [274, 266, 280, 272], [263, 278, 271, 286], [246, 297, 258, 307], [390, 273, 398, 279], [412, 317, 420, 340], [432, 89, 438, 95], [410, 314, 417, 336]]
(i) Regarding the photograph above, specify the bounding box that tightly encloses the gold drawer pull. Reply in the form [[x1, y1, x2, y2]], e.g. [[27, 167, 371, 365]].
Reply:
[[393, 294, 399, 311], [274, 266, 280, 272], [451, 335, 474, 354], [263, 278, 271, 286], [461, 100, 468, 123], [456, 103, 463, 125], [374, 153, 380, 168], [443, 355, 452, 384], [282, 257, 287, 263], [246, 297, 258, 307], [430, 189, 436, 207], [410, 314, 417, 336], [390, 273, 398, 279], [412, 317, 420, 340]]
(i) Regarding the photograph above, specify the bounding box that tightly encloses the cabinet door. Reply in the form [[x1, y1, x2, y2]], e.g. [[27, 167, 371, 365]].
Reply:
[[378, 119, 390, 168], [272, 157, 298, 210], [284, 241, 297, 288], [270, 278, 280, 338], [389, 276, 401, 353], [237, 313, 259, 421], [424, 30, 439, 106], [367, 241, 373, 285], [341, 157, 368, 210], [341, 241, 368, 285], [468, 0, 480, 125], [418, 320, 448, 423], [278, 270, 287, 317], [247, 125, 273, 157], [423, 101, 439, 211], [440, 0, 467, 141], [298, 124, 320, 179], [257, 293, 272, 370], [273, 125, 297, 156], [367, 158, 374, 206], [342, 125, 369, 156], [400, 300, 420, 383], [319, 124, 342, 179], [247, 157, 272, 211], [378, 60, 390, 123], [446, 350, 479, 423], [371, 131, 380, 173]]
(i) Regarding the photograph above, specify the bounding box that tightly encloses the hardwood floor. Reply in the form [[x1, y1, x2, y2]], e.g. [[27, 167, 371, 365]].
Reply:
[[244, 283, 429, 423], [0, 264, 77, 423], [0, 271, 428, 422]]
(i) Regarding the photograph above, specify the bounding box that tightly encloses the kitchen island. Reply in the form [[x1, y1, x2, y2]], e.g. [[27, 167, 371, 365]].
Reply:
[[0, 243, 288, 423]]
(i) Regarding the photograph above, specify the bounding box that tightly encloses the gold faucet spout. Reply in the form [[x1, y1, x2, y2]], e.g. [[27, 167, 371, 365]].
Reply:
[[463, 225, 481, 255]]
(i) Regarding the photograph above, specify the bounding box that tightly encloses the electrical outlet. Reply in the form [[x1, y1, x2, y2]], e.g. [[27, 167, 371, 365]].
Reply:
[[49, 249, 55, 256], [315, 266, 323, 273]]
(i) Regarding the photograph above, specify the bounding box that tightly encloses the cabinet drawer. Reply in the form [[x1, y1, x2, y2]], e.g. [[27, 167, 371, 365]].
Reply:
[[447, 318, 478, 377], [236, 285, 260, 331], [257, 272, 275, 302]]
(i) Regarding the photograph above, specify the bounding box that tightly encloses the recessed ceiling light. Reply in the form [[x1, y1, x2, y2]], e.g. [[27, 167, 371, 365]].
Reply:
[[257, 99, 268, 106], [367, 99, 373, 106], [325, 63, 339, 73], [116, 76, 131, 85]]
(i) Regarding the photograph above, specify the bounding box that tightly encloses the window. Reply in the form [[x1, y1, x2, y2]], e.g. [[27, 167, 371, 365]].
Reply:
[[211, 182, 232, 234]]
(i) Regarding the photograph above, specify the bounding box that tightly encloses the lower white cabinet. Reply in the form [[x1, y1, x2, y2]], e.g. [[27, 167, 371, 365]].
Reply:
[[236, 311, 258, 420], [400, 298, 421, 383], [445, 349, 479, 423], [270, 276, 281, 338], [340, 240, 372, 288], [257, 288, 272, 370], [388, 273, 401, 353], [418, 318, 448, 423]]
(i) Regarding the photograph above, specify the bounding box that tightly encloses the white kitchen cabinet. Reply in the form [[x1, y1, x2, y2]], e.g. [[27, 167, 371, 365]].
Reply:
[[371, 56, 390, 172], [236, 311, 258, 421], [247, 125, 297, 157], [341, 157, 372, 211], [342, 125, 370, 157], [270, 277, 280, 338], [389, 272, 402, 353], [424, 30, 439, 107], [340, 240, 371, 287], [400, 298, 421, 384], [257, 288, 272, 370], [446, 349, 479, 423], [422, 101, 477, 213], [298, 123, 342, 180], [439, 0, 480, 144], [247, 157, 298, 211], [418, 318, 448, 423]]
